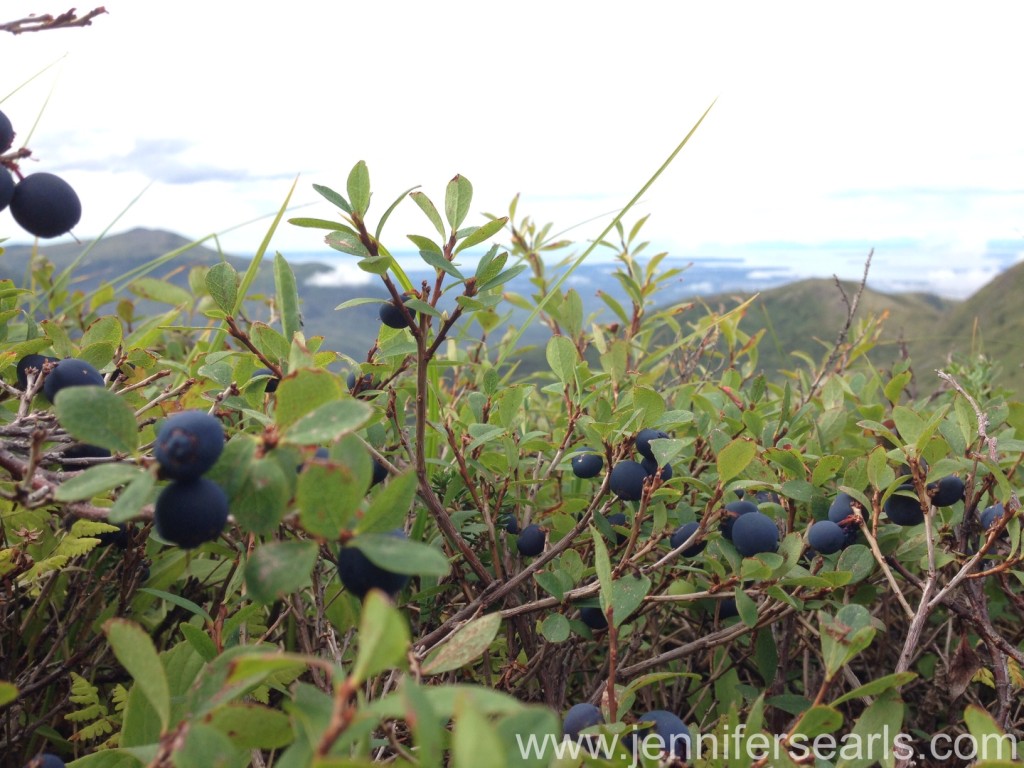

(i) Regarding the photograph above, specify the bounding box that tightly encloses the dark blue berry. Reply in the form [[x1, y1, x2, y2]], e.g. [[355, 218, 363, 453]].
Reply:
[[153, 410, 225, 481], [154, 478, 229, 549], [517, 524, 545, 557], [571, 448, 604, 479], [731, 511, 779, 556], [807, 520, 846, 555], [670, 521, 706, 557], [609, 460, 647, 501]]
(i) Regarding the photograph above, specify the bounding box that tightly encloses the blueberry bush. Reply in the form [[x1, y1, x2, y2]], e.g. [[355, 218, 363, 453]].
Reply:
[[3, 29, 1024, 768]]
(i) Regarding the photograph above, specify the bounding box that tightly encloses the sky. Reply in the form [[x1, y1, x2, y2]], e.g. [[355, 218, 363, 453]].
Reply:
[[2, 2, 1023, 298]]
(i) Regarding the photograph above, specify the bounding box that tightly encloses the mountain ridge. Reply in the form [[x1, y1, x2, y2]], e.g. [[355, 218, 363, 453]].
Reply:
[[2, 228, 1018, 393]]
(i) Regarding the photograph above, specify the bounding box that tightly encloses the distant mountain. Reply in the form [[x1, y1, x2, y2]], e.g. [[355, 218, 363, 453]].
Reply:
[[2, 228, 1019, 395]]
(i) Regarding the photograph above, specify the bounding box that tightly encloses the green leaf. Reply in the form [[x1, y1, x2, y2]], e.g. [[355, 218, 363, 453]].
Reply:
[[109, 473, 156, 528], [347, 160, 371, 216], [137, 588, 213, 623], [453, 692, 506, 768], [410, 191, 445, 238], [359, 470, 418, 534], [82, 315, 124, 348], [354, 533, 451, 578], [312, 183, 352, 214], [274, 252, 301, 343], [422, 612, 502, 675], [208, 703, 294, 750], [610, 574, 651, 627], [54, 463, 143, 502], [245, 540, 319, 604], [591, 526, 614, 618], [964, 704, 1018, 762], [176, 722, 243, 768], [0, 681, 17, 707], [103, 619, 171, 731], [296, 461, 361, 539], [325, 228, 370, 258], [454, 216, 508, 255], [129, 277, 192, 306], [54, 387, 138, 455], [274, 369, 346, 430], [231, 457, 291, 535], [831, 671, 916, 705], [540, 613, 571, 644], [351, 590, 410, 684], [205, 262, 238, 315], [444, 174, 473, 231], [545, 335, 577, 385], [820, 604, 876, 680], [287, 216, 348, 230], [717, 438, 757, 484], [282, 399, 372, 444], [790, 705, 843, 739], [250, 322, 290, 366]]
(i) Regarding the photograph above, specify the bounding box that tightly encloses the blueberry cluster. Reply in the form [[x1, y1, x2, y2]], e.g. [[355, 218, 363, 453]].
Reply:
[[605, 428, 675, 501], [152, 410, 229, 549], [1, 109, 82, 238]]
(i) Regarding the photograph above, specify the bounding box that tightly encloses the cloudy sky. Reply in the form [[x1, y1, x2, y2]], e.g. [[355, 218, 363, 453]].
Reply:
[[2, 2, 1022, 297]]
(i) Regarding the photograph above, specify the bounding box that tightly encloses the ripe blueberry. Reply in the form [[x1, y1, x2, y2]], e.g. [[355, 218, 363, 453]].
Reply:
[[371, 458, 388, 486], [580, 606, 608, 630], [885, 485, 924, 526], [731, 511, 779, 556], [10, 172, 82, 238], [253, 367, 280, 393], [631, 710, 690, 759], [980, 503, 1005, 531], [571, 448, 603, 479], [25, 754, 65, 768], [807, 520, 846, 555], [640, 455, 673, 481], [828, 492, 858, 525], [154, 478, 229, 549], [0, 109, 13, 152], [562, 702, 604, 741], [928, 475, 965, 507], [337, 530, 410, 599], [0, 167, 14, 212], [153, 410, 225, 481], [670, 521, 706, 557], [719, 499, 758, 541], [517, 524, 545, 557], [635, 428, 669, 462], [379, 294, 415, 329], [42, 357, 104, 402], [609, 460, 648, 501], [606, 511, 628, 545], [16, 353, 59, 389]]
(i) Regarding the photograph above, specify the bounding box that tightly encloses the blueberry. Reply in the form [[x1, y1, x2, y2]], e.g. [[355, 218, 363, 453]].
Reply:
[[631, 710, 690, 759], [154, 478, 229, 549], [0, 167, 14, 213], [827, 492, 858, 525], [717, 597, 738, 619], [670, 521, 706, 557], [379, 294, 415, 329], [807, 520, 846, 555], [153, 410, 225, 480], [499, 513, 520, 534], [640, 455, 673, 481], [562, 702, 604, 741], [10, 172, 82, 238], [337, 530, 410, 599], [0, 109, 13, 152], [579, 606, 608, 630], [253, 367, 280, 393], [16, 354, 59, 389], [719, 499, 758, 541], [571, 448, 604, 479], [371, 458, 388, 486], [635, 428, 669, 462], [60, 443, 111, 463], [517, 524, 545, 557], [885, 485, 924, 526], [42, 357, 104, 402], [980, 503, 1005, 531], [928, 475, 965, 507], [609, 460, 648, 501], [731, 511, 779, 556]]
